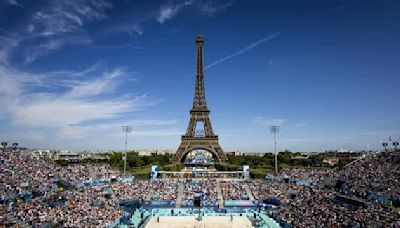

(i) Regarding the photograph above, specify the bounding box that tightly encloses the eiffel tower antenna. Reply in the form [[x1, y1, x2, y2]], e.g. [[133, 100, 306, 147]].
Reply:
[[173, 34, 225, 163]]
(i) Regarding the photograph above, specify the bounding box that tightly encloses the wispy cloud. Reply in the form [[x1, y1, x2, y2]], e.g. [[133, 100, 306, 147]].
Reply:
[[0, 30, 20, 65], [125, 24, 144, 37], [199, 0, 233, 14], [1, 0, 236, 65], [0, 0, 112, 65], [157, 0, 194, 24], [0, 65, 150, 131], [29, 0, 111, 37], [0, 62, 181, 146], [58, 119, 179, 139], [24, 35, 92, 64], [90, 43, 145, 50], [64, 68, 126, 98], [156, 0, 232, 24], [205, 31, 283, 70], [6, 0, 23, 7]]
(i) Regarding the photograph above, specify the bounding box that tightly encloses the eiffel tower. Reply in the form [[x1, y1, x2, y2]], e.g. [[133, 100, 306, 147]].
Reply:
[[173, 34, 226, 163]]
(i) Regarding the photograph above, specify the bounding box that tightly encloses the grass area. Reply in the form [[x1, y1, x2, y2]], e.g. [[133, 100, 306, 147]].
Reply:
[[126, 163, 183, 179], [54, 151, 329, 180], [161, 163, 184, 171], [129, 166, 151, 179], [123, 162, 324, 179], [250, 168, 273, 178], [215, 162, 241, 171]]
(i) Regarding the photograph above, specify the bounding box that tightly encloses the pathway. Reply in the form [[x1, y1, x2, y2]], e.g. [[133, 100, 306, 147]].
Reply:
[[176, 182, 184, 208], [243, 183, 255, 201], [216, 181, 224, 208]]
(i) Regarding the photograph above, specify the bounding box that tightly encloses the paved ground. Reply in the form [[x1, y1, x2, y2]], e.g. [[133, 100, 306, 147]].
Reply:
[[216, 181, 224, 208], [243, 183, 255, 201], [146, 215, 253, 228], [175, 182, 184, 208]]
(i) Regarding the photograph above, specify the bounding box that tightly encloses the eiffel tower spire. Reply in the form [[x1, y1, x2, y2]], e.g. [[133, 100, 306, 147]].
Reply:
[[173, 34, 225, 163], [192, 34, 207, 110]]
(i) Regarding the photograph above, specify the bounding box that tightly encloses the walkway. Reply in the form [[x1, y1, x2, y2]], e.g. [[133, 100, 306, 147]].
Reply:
[[259, 212, 281, 228], [216, 181, 224, 208], [146, 189, 152, 201], [175, 182, 184, 208], [244, 183, 255, 201]]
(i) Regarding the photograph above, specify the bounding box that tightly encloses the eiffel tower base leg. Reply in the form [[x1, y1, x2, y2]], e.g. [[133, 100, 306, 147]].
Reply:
[[173, 136, 226, 163]]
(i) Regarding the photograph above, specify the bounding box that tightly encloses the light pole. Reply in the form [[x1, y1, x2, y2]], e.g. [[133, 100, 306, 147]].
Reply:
[[12, 143, 18, 150], [393, 142, 399, 151], [121, 126, 133, 176], [382, 142, 388, 152], [1, 142, 7, 151], [270, 125, 280, 174]]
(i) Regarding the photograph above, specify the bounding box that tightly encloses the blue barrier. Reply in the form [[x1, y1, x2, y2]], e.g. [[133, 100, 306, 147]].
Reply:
[[142, 200, 176, 208], [368, 193, 389, 204], [224, 200, 256, 207], [295, 179, 310, 187]]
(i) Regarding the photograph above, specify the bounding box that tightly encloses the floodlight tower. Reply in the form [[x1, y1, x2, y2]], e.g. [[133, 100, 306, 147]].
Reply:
[[12, 143, 18, 150], [1, 141, 7, 151], [393, 141, 399, 151], [382, 142, 388, 152], [270, 125, 280, 174], [121, 126, 133, 176]]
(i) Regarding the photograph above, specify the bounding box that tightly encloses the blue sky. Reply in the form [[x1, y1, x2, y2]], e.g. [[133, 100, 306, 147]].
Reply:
[[0, 0, 399, 152]]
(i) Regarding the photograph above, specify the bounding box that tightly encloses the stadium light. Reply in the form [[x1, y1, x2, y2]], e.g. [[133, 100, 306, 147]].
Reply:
[[270, 125, 280, 174], [1, 141, 7, 151], [12, 143, 18, 150], [393, 142, 399, 151], [122, 126, 133, 176], [382, 142, 388, 152]]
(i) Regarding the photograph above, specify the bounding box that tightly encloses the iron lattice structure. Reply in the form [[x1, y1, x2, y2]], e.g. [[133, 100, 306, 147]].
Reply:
[[173, 35, 226, 163]]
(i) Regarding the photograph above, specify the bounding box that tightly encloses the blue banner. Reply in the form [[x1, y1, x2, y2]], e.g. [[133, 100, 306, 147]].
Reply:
[[224, 200, 256, 207], [142, 200, 176, 208]]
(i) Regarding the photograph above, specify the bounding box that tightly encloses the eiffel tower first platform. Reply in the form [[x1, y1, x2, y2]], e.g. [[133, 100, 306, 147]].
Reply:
[[172, 34, 226, 163]]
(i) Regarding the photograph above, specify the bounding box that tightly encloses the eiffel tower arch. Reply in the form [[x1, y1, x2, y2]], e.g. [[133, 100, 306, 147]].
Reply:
[[172, 34, 226, 163]]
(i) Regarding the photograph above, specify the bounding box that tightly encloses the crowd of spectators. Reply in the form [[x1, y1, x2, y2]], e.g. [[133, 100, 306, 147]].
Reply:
[[148, 180, 178, 200], [61, 164, 119, 184], [0, 149, 124, 227], [338, 152, 400, 200], [250, 180, 290, 201], [275, 184, 397, 227], [1, 147, 399, 227], [181, 179, 218, 207], [111, 181, 150, 201], [252, 153, 400, 227], [11, 187, 121, 227], [220, 180, 248, 200], [279, 168, 333, 184]]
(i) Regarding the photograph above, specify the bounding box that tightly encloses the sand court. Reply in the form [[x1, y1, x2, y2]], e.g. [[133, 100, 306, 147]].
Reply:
[[145, 215, 253, 228]]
